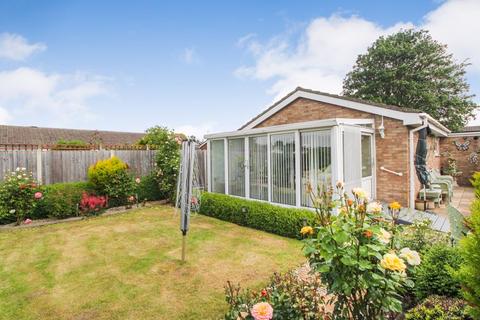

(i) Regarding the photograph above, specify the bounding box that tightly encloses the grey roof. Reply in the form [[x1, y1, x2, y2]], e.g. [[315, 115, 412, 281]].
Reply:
[[0, 125, 146, 145], [239, 87, 423, 130]]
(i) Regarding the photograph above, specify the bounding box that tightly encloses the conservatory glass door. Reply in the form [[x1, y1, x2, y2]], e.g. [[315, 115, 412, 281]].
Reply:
[[361, 133, 374, 199]]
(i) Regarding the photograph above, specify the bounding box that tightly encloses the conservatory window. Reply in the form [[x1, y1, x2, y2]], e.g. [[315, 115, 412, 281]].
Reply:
[[249, 136, 268, 201], [301, 131, 332, 207], [228, 138, 245, 197], [270, 133, 296, 206], [210, 139, 225, 193]]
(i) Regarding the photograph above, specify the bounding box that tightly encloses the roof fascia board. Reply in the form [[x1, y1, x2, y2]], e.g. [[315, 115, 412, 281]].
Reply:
[[205, 118, 339, 139], [448, 132, 480, 137], [241, 90, 423, 130]]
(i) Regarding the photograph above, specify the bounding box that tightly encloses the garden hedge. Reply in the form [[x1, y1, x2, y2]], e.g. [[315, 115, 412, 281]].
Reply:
[[33, 182, 94, 219], [199, 192, 316, 238]]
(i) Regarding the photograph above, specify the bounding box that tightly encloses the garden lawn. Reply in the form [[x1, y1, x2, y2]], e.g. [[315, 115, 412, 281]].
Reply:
[[0, 205, 304, 320]]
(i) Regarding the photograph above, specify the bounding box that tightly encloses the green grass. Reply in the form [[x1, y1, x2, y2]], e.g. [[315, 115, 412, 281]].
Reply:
[[0, 205, 304, 320]]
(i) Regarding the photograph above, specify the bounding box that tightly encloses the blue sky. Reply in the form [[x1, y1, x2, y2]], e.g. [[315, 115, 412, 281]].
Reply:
[[0, 0, 478, 138]]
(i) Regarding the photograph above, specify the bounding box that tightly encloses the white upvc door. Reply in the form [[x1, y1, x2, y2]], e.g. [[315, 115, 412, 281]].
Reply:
[[342, 126, 362, 195], [360, 133, 374, 200]]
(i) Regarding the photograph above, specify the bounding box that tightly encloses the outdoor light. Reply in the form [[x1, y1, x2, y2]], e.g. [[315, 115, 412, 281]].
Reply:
[[378, 116, 385, 139]]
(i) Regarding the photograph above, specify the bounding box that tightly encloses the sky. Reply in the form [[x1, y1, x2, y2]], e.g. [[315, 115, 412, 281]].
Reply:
[[0, 0, 479, 138]]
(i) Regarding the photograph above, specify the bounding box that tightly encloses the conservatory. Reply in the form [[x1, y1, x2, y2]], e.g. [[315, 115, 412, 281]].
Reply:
[[204, 118, 375, 208]]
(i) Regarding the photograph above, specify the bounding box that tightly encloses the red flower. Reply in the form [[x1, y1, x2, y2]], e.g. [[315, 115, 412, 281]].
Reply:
[[261, 289, 268, 297]]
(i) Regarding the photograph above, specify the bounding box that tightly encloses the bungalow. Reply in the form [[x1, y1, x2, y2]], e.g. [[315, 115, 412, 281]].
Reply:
[[204, 87, 468, 209]]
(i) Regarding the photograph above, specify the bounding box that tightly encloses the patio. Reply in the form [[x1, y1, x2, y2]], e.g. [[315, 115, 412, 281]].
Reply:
[[431, 186, 475, 218]]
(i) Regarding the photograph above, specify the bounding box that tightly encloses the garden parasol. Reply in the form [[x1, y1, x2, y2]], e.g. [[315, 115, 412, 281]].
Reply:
[[415, 127, 429, 201]]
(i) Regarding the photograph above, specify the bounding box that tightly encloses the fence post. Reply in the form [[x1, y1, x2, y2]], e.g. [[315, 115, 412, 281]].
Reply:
[[36, 145, 43, 184]]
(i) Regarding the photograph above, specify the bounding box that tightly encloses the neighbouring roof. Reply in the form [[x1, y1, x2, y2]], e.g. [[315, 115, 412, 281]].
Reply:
[[0, 125, 146, 146], [239, 87, 422, 130]]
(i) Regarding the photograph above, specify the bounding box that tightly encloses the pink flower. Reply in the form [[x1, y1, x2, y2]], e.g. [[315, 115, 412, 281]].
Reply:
[[251, 302, 273, 320], [24, 219, 32, 224], [34, 192, 43, 199]]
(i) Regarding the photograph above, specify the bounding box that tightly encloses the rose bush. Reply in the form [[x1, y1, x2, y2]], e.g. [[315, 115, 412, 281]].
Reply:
[[0, 168, 41, 225], [302, 183, 421, 319]]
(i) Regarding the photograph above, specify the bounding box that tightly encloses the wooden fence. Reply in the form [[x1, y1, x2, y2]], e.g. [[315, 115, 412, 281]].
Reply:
[[0, 145, 157, 184]]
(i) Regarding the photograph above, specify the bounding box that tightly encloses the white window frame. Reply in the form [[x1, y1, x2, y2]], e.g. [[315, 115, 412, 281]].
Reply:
[[205, 118, 375, 209]]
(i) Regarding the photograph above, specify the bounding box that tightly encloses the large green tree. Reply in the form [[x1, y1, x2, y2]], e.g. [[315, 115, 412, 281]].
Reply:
[[343, 29, 476, 131]]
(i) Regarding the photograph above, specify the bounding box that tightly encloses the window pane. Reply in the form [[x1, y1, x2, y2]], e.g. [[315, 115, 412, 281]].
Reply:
[[361, 135, 372, 177], [228, 138, 245, 197], [301, 131, 331, 207], [249, 136, 268, 201], [271, 133, 296, 205], [211, 140, 225, 193]]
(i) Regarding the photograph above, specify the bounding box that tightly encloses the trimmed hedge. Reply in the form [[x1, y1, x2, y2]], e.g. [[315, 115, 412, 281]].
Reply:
[[199, 192, 316, 238], [33, 182, 94, 219]]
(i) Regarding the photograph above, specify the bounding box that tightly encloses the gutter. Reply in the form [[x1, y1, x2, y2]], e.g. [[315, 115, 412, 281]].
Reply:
[[409, 115, 428, 209]]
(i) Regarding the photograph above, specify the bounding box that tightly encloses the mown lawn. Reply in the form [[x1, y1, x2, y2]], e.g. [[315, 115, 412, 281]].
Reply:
[[0, 205, 304, 320]]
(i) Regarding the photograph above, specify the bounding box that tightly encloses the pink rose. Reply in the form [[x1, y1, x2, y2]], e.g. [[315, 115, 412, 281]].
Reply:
[[34, 192, 43, 199], [251, 302, 273, 320], [24, 219, 32, 224]]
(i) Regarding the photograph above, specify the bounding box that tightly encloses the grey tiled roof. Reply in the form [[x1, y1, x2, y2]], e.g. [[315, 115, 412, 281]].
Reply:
[[459, 125, 480, 133], [0, 125, 146, 145]]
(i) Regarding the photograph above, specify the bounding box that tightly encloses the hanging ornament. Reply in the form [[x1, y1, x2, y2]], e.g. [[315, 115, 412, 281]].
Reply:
[[468, 152, 479, 165], [454, 139, 470, 151]]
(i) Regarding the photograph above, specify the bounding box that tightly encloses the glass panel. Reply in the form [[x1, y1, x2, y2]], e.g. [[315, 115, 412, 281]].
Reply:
[[249, 136, 268, 201], [271, 133, 296, 205], [343, 127, 362, 195], [361, 135, 372, 178], [228, 138, 245, 197], [210, 140, 225, 193], [301, 131, 332, 207]]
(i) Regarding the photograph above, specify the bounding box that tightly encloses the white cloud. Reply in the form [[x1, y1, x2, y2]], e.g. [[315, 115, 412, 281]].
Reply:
[[0, 67, 110, 125], [423, 0, 480, 73], [235, 0, 478, 103], [175, 122, 216, 140], [180, 47, 199, 65], [0, 33, 46, 61]]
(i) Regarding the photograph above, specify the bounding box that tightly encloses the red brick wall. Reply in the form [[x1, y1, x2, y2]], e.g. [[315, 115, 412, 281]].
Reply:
[[254, 97, 413, 206], [440, 136, 480, 186]]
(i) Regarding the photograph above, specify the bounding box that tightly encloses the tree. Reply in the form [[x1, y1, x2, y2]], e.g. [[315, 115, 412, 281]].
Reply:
[[137, 126, 182, 200], [343, 29, 476, 131]]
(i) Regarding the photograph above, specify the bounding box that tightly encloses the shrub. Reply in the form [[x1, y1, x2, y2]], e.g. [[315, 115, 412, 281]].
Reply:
[[471, 172, 480, 199], [87, 156, 135, 206], [199, 192, 316, 238], [302, 185, 420, 319], [455, 199, 480, 318], [405, 295, 472, 320], [413, 243, 463, 300], [135, 173, 162, 202], [399, 219, 450, 252], [34, 182, 93, 219], [79, 193, 107, 215], [137, 126, 181, 200], [225, 268, 327, 320], [0, 168, 41, 225]]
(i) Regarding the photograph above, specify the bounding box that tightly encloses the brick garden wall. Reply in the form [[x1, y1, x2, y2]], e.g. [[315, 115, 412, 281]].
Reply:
[[254, 97, 413, 206], [440, 136, 480, 186]]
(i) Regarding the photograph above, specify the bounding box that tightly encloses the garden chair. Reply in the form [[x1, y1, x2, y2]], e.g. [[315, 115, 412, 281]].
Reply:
[[431, 168, 454, 185], [418, 187, 442, 208], [427, 170, 453, 203]]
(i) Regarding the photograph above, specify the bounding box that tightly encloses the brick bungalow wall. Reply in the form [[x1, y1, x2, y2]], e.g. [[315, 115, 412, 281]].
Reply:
[[440, 136, 480, 186], [254, 97, 414, 206]]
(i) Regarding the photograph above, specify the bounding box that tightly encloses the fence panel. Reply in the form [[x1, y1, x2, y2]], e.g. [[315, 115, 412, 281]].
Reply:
[[0, 148, 157, 184]]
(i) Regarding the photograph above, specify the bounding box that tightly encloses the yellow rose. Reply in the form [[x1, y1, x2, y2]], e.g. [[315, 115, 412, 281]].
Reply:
[[377, 228, 392, 244], [300, 226, 314, 236], [400, 248, 421, 266], [389, 201, 401, 210], [380, 253, 406, 272]]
